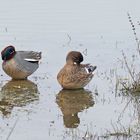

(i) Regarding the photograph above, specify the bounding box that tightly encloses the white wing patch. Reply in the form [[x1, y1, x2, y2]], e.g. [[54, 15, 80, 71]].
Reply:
[[24, 58, 38, 62], [85, 67, 90, 73]]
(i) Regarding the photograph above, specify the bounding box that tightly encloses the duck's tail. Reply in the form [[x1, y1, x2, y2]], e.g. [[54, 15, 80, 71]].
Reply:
[[85, 65, 97, 73]]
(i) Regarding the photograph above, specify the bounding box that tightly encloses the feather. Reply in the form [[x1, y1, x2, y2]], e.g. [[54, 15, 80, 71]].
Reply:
[[24, 58, 39, 63], [85, 65, 97, 73]]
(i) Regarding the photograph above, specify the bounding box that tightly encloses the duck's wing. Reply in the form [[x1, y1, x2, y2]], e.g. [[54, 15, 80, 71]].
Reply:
[[72, 67, 93, 81], [14, 51, 42, 74], [71, 64, 96, 83], [21, 51, 41, 62], [57, 64, 95, 89]]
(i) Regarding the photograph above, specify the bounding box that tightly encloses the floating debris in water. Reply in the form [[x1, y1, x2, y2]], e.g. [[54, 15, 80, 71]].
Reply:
[[67, 34, 71, 46], [63, 33, 72, 47], [5, 27, 7, 32], [94, 88, 98, 96], [83, 49, 87, 56], [100, 35, 103, 39], [79, 43, 83, 46]]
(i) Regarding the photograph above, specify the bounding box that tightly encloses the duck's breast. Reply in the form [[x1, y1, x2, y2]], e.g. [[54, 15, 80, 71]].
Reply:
[[2, 58, 30, 79]]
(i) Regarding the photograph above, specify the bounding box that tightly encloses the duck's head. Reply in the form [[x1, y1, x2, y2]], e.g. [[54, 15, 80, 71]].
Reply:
[[66, 51, 83, 64], [1, 46, 16, 61]]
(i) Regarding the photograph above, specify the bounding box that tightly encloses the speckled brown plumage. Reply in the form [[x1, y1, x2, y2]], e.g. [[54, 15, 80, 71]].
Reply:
[[57, 51, 96, 89]]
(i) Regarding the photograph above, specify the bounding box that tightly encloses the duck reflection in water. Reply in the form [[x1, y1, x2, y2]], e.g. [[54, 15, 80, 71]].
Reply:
[[56, 89, 94, 128], [0, 80, 39, 117]]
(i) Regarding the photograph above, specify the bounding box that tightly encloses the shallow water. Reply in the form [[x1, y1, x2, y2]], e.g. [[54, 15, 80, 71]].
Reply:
[[0, 0, 140, 140]]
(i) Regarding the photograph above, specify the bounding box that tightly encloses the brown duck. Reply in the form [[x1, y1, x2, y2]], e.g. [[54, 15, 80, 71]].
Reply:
[[57, 51, 97, 89]]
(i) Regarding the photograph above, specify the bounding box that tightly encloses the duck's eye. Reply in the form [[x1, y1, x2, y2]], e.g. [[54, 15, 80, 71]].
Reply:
[[73, 57, 80, 63], [9, 48, 14, 54]]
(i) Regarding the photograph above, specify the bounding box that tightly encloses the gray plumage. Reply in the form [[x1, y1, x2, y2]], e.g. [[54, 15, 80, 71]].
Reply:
[[2, 50, 41, 79], [15, 51, 41, 74]]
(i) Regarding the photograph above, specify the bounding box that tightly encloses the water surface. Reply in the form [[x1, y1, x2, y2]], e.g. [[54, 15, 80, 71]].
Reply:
[[0, 0, 140, 140]]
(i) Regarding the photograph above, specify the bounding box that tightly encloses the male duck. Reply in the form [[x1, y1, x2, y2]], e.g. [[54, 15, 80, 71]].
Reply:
[[1, 45, 41, 80], [57, 51, 97, 89]]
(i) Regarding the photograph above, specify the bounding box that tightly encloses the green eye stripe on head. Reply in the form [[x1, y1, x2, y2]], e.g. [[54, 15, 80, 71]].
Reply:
[[1, 46, 15, 60]]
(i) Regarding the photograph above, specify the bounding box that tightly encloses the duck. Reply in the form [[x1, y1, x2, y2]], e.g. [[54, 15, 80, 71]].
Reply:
[[57, 51, 97, 89], [1, 45, 41, 80]]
